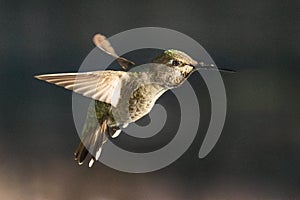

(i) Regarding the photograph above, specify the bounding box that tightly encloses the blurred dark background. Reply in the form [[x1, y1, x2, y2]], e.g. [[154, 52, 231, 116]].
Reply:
[[0, 0, 299, 199]]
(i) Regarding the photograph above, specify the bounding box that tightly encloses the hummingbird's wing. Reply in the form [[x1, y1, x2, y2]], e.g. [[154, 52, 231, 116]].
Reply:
[[93, 33, 135, 70], [35, 70, 128, 107]]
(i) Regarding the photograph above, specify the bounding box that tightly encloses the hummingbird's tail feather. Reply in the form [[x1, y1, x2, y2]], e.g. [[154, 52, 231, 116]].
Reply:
[[73, 100, 116, 167], [74, 142, 89, 165], [74, 117, 109, 167]]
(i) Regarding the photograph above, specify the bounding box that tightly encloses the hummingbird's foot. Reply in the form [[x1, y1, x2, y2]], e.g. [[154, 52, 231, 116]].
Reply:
[[108, 126, 122, 138]]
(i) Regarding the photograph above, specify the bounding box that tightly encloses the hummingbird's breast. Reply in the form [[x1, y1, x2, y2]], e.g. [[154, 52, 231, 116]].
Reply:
[[128, 84, 166, 122], [110, 67, 179, 125], [111, 80, 167, 125]]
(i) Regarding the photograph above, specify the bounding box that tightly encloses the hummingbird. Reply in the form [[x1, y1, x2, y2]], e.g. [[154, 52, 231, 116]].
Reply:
[[35, 34, 234, 167]]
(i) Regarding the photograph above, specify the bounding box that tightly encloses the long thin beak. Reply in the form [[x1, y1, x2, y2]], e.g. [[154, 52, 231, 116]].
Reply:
[[195, 62, 236, 73]]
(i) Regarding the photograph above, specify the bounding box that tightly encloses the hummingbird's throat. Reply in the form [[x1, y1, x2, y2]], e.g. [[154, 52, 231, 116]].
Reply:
[[175, 65, 194, 78]]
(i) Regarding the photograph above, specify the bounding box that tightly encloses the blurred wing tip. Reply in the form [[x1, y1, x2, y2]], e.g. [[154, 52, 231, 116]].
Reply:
[[34, 75, 42, 80], [93, 33, 105, 38], [34, 74, 50, 81], [34, 73, 79, 80]]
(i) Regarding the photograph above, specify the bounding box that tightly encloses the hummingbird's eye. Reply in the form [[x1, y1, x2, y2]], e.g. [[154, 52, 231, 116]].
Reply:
[[172, 60, 180, 66]]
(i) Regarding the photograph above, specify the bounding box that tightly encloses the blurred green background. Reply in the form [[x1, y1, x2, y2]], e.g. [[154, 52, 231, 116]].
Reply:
[[0, 0, 299, 199]]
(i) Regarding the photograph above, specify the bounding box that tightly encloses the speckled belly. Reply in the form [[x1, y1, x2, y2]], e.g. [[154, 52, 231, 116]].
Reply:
[[111, 84, 167, 124], [128, 84, 166, 121]]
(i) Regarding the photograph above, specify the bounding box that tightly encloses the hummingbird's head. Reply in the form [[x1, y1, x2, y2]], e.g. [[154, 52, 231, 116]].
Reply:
[[152, 49, 235, 79], [152, 49, 197, 79]]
